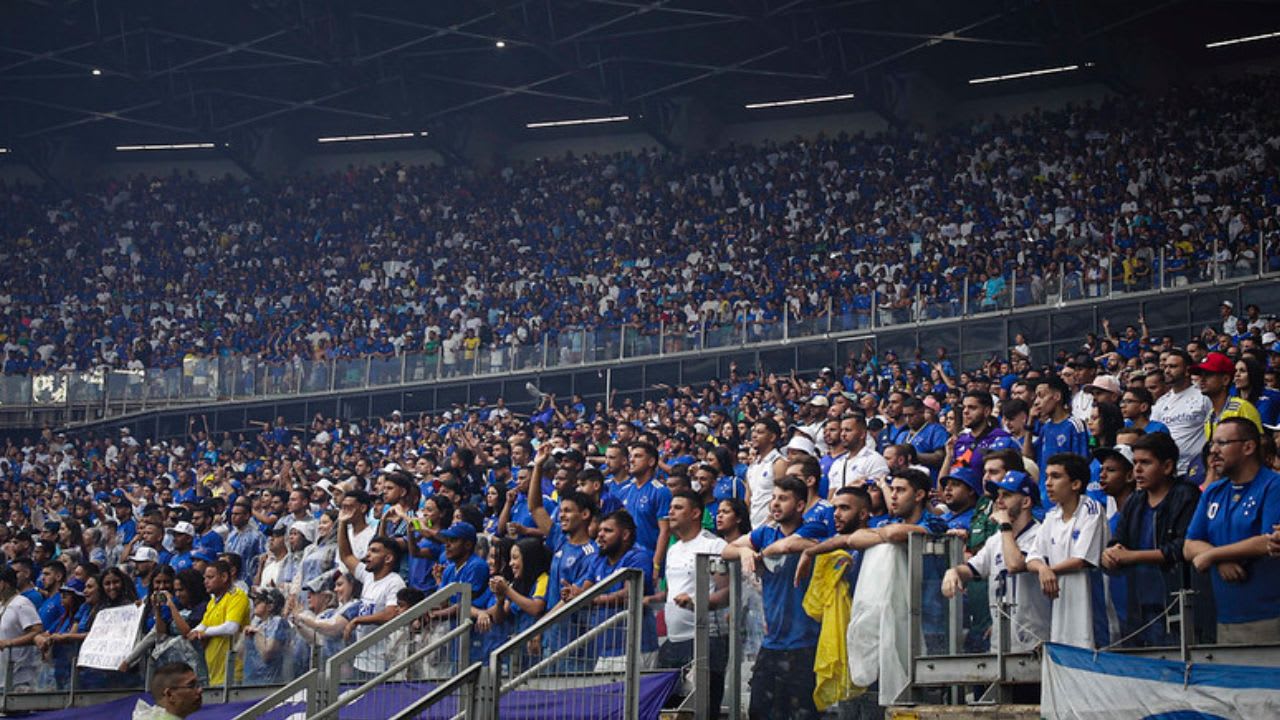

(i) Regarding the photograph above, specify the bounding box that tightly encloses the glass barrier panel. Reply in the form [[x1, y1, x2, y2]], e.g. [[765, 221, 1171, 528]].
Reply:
[[299, 358, 332, 393], [405, 352, 438, 382], [0, 375, 32, 405], [32, 373, 66, 405], [745, 316, 783, 344], [369, 356, 402, 387], [703, 319, 738, 350], [334, 359, 367, 390], [788, 311, 825, 339], [624, 325, 659, 359], [67, 370, 105, 404], [584, 325, 622, 363]]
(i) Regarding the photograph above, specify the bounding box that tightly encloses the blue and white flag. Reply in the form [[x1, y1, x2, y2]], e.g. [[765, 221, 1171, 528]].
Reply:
[[1042, 642, 1280, 719]]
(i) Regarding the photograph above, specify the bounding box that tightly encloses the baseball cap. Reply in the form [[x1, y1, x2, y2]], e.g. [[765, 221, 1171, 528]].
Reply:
[[985, 470, 1040, 506], [785, 434, 817, 457], [130, 546, 160, 563], [438, 522, 477, 543], [809, 395, 830, 407], [1262, 331, 1277, 345], [192, 548, 218, 564], [1221, 300, 1234, 309], [60, 578, 87, 597], [941, 466, 983, 496], [1191, 352, 1234, 375], [168, 521, 195, 537], [1093, 444, 1135, 468], [1083, 375, 1122, 396]]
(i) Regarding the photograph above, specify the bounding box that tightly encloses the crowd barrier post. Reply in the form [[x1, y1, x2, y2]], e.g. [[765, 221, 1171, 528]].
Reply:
[[961, 278, 969, 317], [826, 296, 834, 333], [726, 558, 743, 720], [1158, 248, 1166, 290], [1212, 237, 1220, 284], [1259, 231, 1266, 276], [871, 289, 879, 329]]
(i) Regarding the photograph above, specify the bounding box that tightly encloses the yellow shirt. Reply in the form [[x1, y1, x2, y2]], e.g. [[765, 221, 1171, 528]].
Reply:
[[802, 551, 865, 710], [1205, 397, 1263, 440], [203, 588, 250, 686]]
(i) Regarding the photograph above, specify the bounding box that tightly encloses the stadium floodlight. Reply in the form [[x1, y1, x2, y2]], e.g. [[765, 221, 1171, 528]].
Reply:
[[744, 92, 855, 109], [1205, 30, 1280, 48], [91, 68, 102, 76], [0, 148, 9, 154], [496, 40, 506, 48], [316, 132, 418, 143], [115, 143, 217, 151], [968, 64, 1084, 85], [525, 115, 630, 129]]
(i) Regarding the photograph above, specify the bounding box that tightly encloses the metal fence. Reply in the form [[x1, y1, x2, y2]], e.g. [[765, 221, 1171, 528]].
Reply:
[[690, 536, 1280, 715], [234, 581, 471, 720], [479, 567, 645, 719]]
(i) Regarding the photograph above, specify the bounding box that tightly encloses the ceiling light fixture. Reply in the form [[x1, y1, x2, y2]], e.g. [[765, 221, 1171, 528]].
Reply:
[[91, 68, 103, 76], [968, 63, 1087, 85], [1205, 30, 1280, 48], [495, 40, 506, 48], [526, 115, 630, 129], [115, 143, 217, 151], [744, 92, 855, 109], [315, 132, 418, 143], [0, 148, 10, 154]]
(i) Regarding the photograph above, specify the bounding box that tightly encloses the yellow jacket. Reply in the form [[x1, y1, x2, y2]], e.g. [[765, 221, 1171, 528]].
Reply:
[[802, 551, 864, 710]]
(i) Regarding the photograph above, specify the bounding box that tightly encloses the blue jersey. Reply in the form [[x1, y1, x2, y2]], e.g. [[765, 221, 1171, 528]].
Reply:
[[613, 479, 671, 552], [546, 539, 597, 612], [749, 519, 832, 650], [585, 547, 657, 655], [803, 500, 837, 536], [904, 422, 950, 480], [1035, 416, 1090, 506], [1186, 468, 1280, 624], [196, 530, 225, 555], [441, 554, 490, 609], [408, 537, 444, 592], [167, 551, 194, 572], [941, 507, 975, 532]]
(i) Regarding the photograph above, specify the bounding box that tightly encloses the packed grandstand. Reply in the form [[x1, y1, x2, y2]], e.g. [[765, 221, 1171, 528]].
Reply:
[[1, 64, 1280, 720]]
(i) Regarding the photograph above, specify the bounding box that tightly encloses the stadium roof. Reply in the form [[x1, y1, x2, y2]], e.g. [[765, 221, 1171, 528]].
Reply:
[[1, 0, 1278, 169]]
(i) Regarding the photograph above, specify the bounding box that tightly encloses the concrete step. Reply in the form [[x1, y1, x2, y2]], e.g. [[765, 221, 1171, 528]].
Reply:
[[887, 705, 1040, 720]]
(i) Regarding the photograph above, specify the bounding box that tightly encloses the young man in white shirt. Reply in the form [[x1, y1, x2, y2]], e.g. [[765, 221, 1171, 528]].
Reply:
[[1026, 453, 1109, 649], [943, 470, 1050, 653], [657, 491, 729, 712], [337, 504, 406, 677], [827, 413, 889, 500]]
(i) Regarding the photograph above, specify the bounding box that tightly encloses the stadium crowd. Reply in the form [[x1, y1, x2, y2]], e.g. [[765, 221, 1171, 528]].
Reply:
[[0, 297, 1277, 716], [2, 77, 1280, 378]]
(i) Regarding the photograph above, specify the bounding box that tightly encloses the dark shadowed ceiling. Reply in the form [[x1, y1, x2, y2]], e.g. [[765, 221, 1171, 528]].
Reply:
[[2, 0, 1279, 168]]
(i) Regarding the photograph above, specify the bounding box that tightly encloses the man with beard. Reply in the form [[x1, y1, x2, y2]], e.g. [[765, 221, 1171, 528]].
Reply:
[[564, 511, 658, 671], [336, 504, 406, 676], [951, 391, 1017, 473]]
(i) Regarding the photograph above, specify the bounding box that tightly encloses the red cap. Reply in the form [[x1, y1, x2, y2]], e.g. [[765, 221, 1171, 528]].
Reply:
[[1191, 352, 1234, 375]]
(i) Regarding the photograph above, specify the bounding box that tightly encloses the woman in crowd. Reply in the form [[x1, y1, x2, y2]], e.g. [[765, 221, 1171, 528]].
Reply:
[[407, 495, 453, 593], [242, 588, 290, 685], [119, 567, 209, 684], [291, 572, 362, 662], [488, 537, 551, 667]]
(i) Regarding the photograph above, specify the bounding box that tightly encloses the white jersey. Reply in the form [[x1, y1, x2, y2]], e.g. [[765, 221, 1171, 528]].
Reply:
[[747, 449, 782, 529], [966, 522, 1051, 653], [827, 443, 890, 496], [352, 563, 407, 673], [1027, 495, 1108, 649], [663, 530, 728, 642], [1070, 390, 1094, 424], [1151, 385, 1212, 474]]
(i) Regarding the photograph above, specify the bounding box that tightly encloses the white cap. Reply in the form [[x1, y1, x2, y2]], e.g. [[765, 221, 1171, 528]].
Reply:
[[1263, 332, 1277, 345], [786, 435, 818, 457], [169, 522, 195, 536], [1222, 300, 1234, 309], [129, 546, 159, 563], [808, 395, 830, 407]]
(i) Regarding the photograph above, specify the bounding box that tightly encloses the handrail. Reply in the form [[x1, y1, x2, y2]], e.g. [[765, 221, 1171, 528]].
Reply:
[[387, 662, 482, 720], [321, 580, 469, 714], [488, 567, 638, 661], [484, 567, 642, 718], [232, 669, 317, 720]]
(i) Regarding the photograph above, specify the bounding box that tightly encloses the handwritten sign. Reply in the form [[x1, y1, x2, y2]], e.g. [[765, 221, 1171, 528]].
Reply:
[[77, 603, 145, 670]]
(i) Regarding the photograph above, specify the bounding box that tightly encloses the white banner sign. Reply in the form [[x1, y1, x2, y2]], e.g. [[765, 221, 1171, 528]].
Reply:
[[77, 603, 145, 670]]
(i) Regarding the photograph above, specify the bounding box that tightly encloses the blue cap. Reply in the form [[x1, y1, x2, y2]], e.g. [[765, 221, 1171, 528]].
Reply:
[[192, 548, 218, 563], [438, 522, 477, 543], [60, 578, 86, 597], [985, 470, 1040, 506], [941, 466, 983, 496], [230, 480, 244, 492]]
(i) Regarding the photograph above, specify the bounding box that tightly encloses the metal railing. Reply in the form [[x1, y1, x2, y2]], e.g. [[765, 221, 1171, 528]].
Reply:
[[2, 239, 1276, 421], [480, 567, 644, 719], [234, 581, 471, 720]]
